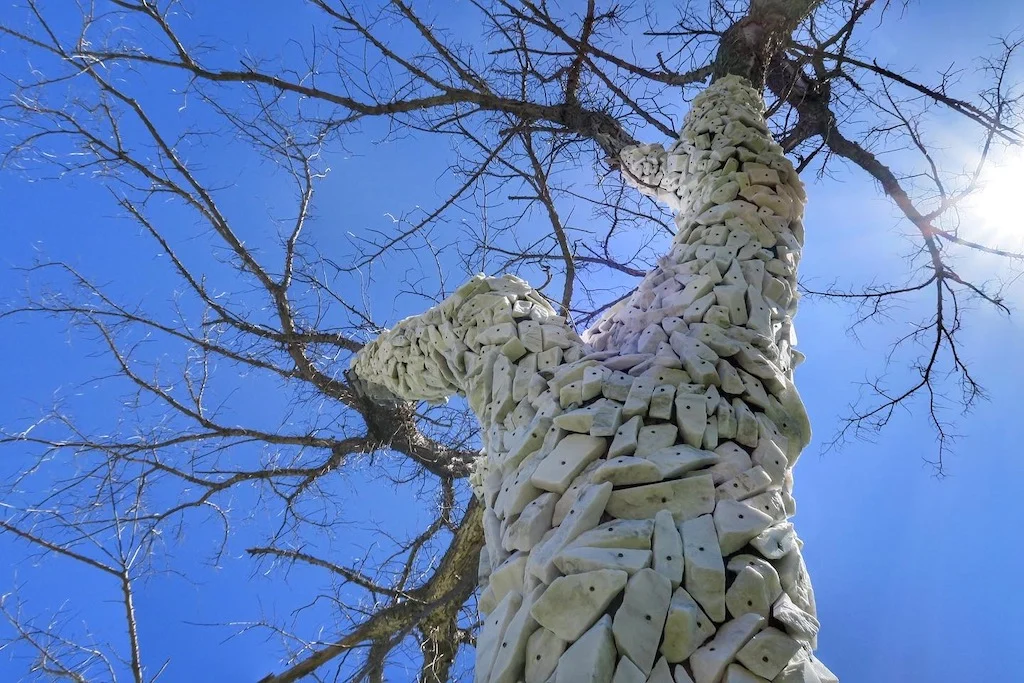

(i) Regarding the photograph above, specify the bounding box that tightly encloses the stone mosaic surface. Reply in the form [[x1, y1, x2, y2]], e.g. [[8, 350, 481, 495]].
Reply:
[[352, 75, 837, 683]]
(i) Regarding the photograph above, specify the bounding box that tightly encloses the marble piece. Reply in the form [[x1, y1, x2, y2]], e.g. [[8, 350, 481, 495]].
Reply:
[[636, 423, 681, 457], [609, 415, 644, 458], [612, 657, 646, 683], [530, 569, 628, 641], [593, 456, 664, 486], [532, 434, 607, 494], [675, 393, 709, 448], [713, 500, 774, 555], [735, 627, 801, 680], [661, 587, 716, 662], [689, 613, 765, 683], [749, 523, 797, 560], [592, 402, 625, 437], [490, 552, 528, 605], [643, 444, 719, 478], [771, 593, 819, 644], [647, 657, 675, 683], [525, 628, 566, 683], [606, 475, 716, 522], [612, 569, 673, 674], [528, 482, 613, 584], [649, 384, 677, 420], [726, 565, 774, 619], [568, 519, 655, 551], [552, 460, 604, 526], [476, 591, 523, 683], [504, 492, 558, 552], [554, 546, 652, 575], [715, 466, 773, 501], [723, 664, 770, 683], [681, 514, 726, 623], [490, 587, 543, 683], [653, 509, 685, 588], [554, 615, 616, 683]]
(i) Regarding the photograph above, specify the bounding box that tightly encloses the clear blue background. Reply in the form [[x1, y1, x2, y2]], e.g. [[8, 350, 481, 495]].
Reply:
[[1, 1, 1022, 681]]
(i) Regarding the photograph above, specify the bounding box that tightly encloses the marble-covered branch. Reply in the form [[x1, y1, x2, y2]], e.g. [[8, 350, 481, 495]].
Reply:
[[351, 75, 836, 683], [350, 275, 585, 413]]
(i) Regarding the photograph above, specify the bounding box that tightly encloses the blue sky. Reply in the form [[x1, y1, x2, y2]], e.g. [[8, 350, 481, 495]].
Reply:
[[1, 1, 1023, 681]]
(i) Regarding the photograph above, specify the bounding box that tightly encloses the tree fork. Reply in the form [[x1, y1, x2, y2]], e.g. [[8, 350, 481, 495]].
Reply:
[[712, 0, 824, 89]]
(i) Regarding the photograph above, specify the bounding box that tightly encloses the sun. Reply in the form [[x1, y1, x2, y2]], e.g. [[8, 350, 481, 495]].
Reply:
[[963, 152, 1024, 245]]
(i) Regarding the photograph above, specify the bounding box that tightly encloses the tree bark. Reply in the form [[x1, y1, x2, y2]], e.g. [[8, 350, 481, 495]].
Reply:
[[712, 0, 824, 88]]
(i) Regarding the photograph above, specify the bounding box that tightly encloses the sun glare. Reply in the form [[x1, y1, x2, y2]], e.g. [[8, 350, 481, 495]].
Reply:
[[965, 153, 1024, 244]]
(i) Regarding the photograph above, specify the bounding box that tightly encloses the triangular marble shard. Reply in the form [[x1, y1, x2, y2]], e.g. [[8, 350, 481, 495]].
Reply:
[[531, 569, 628, 641]]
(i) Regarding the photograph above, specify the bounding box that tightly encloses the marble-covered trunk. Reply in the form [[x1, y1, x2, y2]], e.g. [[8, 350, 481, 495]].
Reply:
[[351, 76, 837, 683]]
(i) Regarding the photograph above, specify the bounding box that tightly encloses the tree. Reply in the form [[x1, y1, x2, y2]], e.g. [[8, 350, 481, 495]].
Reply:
[[0, 1, 1020, 682]]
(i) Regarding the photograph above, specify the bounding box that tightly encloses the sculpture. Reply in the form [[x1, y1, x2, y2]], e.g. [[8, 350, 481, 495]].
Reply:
[[351, 75, 837, 683]]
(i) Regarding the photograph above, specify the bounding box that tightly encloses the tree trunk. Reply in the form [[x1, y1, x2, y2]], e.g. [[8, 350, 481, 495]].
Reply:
[[351, 72, 837, 682]]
